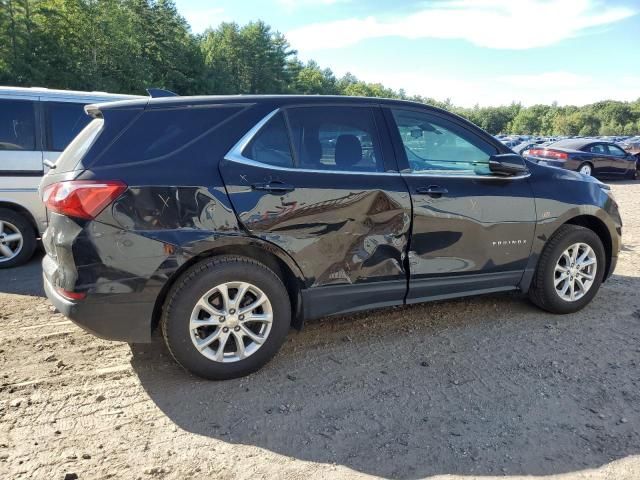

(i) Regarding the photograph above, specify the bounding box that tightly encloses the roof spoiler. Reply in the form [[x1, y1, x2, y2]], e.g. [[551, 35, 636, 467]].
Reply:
[[147, 88, 179, 98]]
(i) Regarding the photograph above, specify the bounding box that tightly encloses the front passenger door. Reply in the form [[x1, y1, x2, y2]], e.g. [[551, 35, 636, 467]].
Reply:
[[385, 107, 537, 302], [605, 143, 634, 176]]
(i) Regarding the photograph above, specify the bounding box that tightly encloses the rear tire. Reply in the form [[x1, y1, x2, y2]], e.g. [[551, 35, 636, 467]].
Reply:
[[0, 208, 36, 269], [529, 225, 605, 314], [578, 163, 593, 176], [161, 255, 291, 380]]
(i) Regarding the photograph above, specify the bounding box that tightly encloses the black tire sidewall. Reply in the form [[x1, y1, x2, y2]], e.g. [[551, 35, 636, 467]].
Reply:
[[537, 227, 605, 314], [162, 257, 291, 380], [0, 208, 36, 269]]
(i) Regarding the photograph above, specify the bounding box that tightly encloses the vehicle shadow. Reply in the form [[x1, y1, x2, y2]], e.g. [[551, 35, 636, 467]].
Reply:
[[131, 274, 640, 479], [0, 252, 45, 296]]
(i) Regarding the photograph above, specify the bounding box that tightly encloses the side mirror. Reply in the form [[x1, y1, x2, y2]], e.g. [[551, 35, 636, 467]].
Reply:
[[489, 153, 529, 177]]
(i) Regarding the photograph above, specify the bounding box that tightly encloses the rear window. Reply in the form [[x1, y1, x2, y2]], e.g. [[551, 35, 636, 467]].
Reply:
[[53, 118, 104, 172], [0, 99, 36, 151], [46, 102, 92, 151], [93, 106, 243, 167]]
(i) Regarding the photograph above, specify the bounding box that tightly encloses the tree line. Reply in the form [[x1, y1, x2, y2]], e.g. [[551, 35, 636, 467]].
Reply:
[[2, 0, 639, 136]]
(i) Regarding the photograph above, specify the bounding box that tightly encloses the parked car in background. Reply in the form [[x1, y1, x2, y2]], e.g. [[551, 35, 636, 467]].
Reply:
[[524, 138, 638, 179], [40, 94, 621, 379], [0, 87, 141, 267]]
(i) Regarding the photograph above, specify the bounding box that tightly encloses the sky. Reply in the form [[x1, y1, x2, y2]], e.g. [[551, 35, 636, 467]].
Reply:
[[173, 0, 640, 107]]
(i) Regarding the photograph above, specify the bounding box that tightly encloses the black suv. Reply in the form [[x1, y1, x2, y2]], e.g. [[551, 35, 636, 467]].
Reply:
[[40, 95, 622, 379]]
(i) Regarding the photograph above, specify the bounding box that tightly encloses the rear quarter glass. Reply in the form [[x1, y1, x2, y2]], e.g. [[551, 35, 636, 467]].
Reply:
[[53, 118, 104, 173], [87, 105, 244, 169]]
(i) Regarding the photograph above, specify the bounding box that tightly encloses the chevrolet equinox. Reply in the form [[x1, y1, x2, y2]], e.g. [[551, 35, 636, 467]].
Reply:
[[40, 95, 622, 379]]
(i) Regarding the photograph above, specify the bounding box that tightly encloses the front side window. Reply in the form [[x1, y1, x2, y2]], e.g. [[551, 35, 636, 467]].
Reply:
[[391, 109, 492, 175], [607, 144, 627, 157], [243, 112, 293, 168], [46, 102, 92, 152], [286, 106, 383, 172], [0, 99, 36, 151]]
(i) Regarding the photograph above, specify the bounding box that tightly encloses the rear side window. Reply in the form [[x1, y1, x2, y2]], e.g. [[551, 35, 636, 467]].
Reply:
[[243, 112, 293, 168], [0, 99, 36, 151], [46, 102, 92, 151], [286, 106, 384, 172], [95, 106, 243, 167], [588, 144, 606, 154]]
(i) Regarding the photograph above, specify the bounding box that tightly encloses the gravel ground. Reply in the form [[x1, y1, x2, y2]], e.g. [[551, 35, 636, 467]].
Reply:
[[1, 181, 639, 480]]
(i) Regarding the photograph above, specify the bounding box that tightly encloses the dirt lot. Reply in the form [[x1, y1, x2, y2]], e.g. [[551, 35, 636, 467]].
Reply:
[[1, 181, 639, 480]]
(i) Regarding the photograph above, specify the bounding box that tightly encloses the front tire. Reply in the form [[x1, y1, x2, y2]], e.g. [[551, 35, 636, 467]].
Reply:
[[161, 256, 291, 380], [529, 225, 605, 314], [0, 208, 36, 269]]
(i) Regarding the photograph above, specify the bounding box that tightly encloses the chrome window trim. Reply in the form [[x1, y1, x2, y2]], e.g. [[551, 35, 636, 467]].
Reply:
[[224, 108, 530, 180], [401, 171, 531, 180]]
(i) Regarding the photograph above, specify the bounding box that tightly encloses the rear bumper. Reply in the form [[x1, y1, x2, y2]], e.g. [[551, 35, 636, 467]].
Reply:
[[44, 274, 154, 343]]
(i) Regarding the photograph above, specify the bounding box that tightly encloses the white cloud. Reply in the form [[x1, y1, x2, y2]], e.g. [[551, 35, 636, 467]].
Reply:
[[499, 72, 586, 89], [334, 68, 639, 107], [277, 0, 348, 9], [182, 7, 229, 34], [287, 0, 636, 51]]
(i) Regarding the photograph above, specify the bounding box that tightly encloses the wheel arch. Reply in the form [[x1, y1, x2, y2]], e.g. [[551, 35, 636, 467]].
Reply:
[[0, 201, 39, 235], [151, 238, 306, 334], [563, 214, 613, 279]]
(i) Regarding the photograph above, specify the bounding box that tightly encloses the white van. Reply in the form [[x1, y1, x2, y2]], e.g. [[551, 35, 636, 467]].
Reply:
[[0, 86, 142, 268]]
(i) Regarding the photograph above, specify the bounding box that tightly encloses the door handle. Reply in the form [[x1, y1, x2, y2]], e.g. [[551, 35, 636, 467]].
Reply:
[[415, 185, 448, 197], [251, 181, 295, 194]]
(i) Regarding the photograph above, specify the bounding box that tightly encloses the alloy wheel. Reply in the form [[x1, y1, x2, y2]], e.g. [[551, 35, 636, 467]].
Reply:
[[554, 242, 597, 302], [189, 281, 273, 363], [0, 220, 24, 263], [579, 164, 592, 176]]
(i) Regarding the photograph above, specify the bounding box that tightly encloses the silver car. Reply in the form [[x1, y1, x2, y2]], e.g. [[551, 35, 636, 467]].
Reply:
[[0, 86, 142, 267]]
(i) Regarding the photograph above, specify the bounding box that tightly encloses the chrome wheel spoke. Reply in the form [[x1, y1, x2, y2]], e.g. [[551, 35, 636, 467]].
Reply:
[[3, 233, 21, 243], [196, 298, 223, 317], [195, 329, 222, 351], [243, 312, 272, 324], [0, 244, 13, 257], [233, 282, 250, 308], [190, 316, 222, 329], [217, 284, 230, 313], [233, 331, 246, 359], [239, 294, 267, 315], [213, 330, 231, 361], [240, 325, 266, 345]]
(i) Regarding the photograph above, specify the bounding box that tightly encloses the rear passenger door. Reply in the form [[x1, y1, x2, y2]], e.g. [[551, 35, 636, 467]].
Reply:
[[219, 104, 412, 319], [584, 143, 610, 176]]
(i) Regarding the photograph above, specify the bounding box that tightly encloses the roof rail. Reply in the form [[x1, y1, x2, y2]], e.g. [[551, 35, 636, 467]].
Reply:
[[146, 88, 179, 98]]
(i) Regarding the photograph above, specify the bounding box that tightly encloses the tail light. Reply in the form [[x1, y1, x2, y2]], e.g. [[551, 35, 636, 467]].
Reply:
[[528, 148, 568, 160], [43, 180, 127, 220], [57, 287, 87, 301]]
